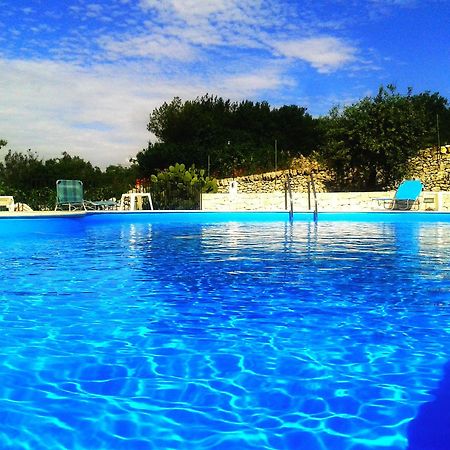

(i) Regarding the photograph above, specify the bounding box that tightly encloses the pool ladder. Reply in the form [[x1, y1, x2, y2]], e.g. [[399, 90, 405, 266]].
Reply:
[[308, 173, 318, 222], [285, 173, 318, 222], [285, 176, 294, 222]]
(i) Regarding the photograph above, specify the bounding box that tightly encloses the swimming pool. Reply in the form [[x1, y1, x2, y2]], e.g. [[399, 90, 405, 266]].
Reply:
[[1, 212, 449, 449]]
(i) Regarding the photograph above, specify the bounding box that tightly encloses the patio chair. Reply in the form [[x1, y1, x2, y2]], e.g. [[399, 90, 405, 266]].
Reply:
[[55, 179, 88, 211], [0, 196, 15, 212], [84, 199, 118, 210], [55, 180, 118, 211], [374, 179, 423, 210]]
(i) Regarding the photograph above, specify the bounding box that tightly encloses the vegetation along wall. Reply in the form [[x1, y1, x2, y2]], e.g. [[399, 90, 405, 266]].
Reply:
[[407, 146, 450, 191], [216, 146, 450, 194]]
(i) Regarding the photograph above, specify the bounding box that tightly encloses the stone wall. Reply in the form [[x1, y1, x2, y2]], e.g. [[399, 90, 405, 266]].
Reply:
[[216, 155, 332, 194], [206, 146, 450, 212], [407, 145, 450, 191], [216, 146, 450, 194]]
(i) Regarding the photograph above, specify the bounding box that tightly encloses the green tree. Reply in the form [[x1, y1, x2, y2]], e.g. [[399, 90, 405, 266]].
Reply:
[[273, 105, 320, 156], [45, 152, 102, 187], [0, 139, 8, 195], [317, 85, 432, 190], [0, 149, 54, 209], [101, 163, 139, 200], [411, 91, 450, 146], [1, 149, 47, 190], [0, 148, 138, 210], [135, 142, 192, 176], [141, 94, 320, 177]]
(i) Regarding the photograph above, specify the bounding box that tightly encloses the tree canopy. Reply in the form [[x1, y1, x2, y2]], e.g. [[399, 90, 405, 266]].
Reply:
[[137, 94, 320, 177], [1, 84, 449, 206], [315, 85, 449, 190], [137, 87, 449, 188], [0, 149, 138, 210], [411, 91, 450, 146]]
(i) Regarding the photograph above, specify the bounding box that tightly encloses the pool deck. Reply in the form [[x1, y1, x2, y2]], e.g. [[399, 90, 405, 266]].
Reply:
[[0, 210, 88, 218], [1, 208, 450, 218], [1, 191, 449, 218]]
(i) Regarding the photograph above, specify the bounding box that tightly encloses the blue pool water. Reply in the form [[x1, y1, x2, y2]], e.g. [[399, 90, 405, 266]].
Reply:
[[1, 212, 450, 449]]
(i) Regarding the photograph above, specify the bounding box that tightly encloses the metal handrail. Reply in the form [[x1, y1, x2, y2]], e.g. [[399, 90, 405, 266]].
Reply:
[[309, 173, 318, 222], [285, 175, 294, 222]]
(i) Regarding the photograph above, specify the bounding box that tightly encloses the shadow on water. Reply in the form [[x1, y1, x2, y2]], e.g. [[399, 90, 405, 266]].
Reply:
[[407, 360, 450, 450]]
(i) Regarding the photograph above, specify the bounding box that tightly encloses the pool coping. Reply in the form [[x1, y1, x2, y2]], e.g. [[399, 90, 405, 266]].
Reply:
[[0, 210, 88, 218], [1, 208, 450, 216], [1, 209, 450, 220]]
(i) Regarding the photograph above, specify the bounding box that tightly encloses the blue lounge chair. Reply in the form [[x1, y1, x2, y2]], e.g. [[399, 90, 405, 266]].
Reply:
[[375, 179, 423, 210]]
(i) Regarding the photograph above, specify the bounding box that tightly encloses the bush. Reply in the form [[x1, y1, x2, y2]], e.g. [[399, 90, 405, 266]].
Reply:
[[150, 163, 217, 210]]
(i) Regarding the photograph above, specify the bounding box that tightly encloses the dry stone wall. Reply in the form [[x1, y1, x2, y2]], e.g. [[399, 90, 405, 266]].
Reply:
[[216, 156, 333, 194], [216, 146, 450, 194], [407, 145, 450, 191]]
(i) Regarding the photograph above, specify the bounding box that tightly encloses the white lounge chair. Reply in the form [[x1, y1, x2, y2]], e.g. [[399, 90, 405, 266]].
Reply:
[[0, 196, 15, 212]]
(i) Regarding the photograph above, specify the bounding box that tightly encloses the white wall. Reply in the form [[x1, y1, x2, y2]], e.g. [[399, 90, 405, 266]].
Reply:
[[202, 191, 450, 212]]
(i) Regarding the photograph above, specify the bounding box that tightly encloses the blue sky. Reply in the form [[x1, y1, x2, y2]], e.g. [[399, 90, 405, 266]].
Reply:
[[1, 0, 449, 168]]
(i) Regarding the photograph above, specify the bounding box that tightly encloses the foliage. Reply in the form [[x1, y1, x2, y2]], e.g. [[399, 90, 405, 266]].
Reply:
[[2, 84, 449, 201], [138, 94, 320, 177], [411, 91, 450, 146], [150, 163, 218, 210], [141, 89, 449, 189], [97, 163, 139, 200], [0, 148, 138, 210], [316, 85, 442, 190]]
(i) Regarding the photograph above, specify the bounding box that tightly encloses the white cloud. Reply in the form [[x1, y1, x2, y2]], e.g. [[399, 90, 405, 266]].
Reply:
[[98, 34, 197, 61], [122, 1, 359, 76], [86, 3, 104, 18], [273, 37, 357, 73], [140, 0, 237, 20], [162, 0, 230, 18], [221, 69, 291, 97], [0, 0, 383, 169], [138, 0, 279, 47], [0, 59, 156, 167], [370, 0, 417, 6], [91, 1, 270, 64], [0, 57, 290, 168]]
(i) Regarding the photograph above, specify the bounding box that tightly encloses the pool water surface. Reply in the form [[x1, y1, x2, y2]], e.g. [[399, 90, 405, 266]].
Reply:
[[0, 214, 450, 449]]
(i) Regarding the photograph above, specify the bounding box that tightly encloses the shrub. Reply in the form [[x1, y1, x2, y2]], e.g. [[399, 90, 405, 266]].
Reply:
[[150, 163, 217, 210]]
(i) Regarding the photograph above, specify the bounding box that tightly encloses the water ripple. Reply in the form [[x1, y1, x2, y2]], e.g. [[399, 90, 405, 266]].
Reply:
[[0, 219, 449, 449]]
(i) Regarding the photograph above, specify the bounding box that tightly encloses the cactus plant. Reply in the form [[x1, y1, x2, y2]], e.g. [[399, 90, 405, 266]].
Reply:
[[150, 163, 217, 209]]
